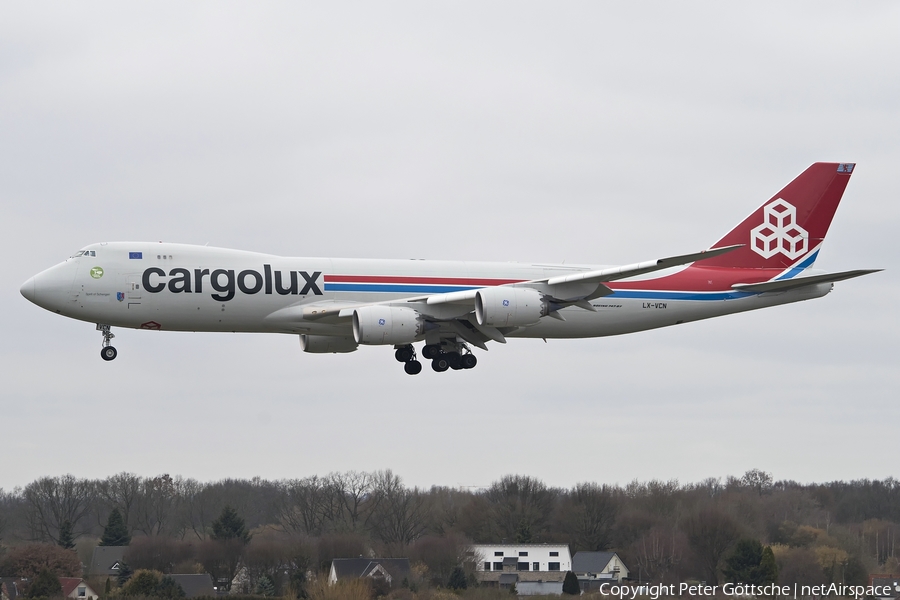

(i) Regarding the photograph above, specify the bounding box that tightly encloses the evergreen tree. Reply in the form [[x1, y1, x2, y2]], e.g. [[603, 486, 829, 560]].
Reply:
[[210, 505, 250, 543], [515, 521, 533, 543], [155, 576, 186, 599], [447, 566, 467, 590], [57, 520, 75, 550], [27, 569, 62, 598], [100, 508, 131, 546], [117, 562, 134, 587], [255, 575, 276, 597], [562, 571, 581, 595], [759, 546, 778, 585], [723, 539, 764, 584], [105, 578, 112, 595]]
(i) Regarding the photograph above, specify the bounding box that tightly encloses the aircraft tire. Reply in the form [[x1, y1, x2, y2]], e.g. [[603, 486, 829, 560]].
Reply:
[[395, 346, 414, 362], [431, 357, 449, 372], [461, 354, 477, 369], [101, 346, 118, 361], [404, 360, 422, 375], [422, 344, 440, 359], [446, 352, 462, 370]]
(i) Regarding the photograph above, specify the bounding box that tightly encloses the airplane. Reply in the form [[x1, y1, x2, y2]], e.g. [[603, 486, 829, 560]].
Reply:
[[20, 162, 880, 375]]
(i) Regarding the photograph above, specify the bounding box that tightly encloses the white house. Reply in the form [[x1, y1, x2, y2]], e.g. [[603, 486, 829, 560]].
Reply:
[[472, 544, 572, 574]]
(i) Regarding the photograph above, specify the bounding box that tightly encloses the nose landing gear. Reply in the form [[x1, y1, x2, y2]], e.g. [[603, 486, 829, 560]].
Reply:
[[97, 324, 117, 361]]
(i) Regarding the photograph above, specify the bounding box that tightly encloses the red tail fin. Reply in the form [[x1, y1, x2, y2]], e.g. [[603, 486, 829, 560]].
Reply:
[[702, 162, 855, 269]]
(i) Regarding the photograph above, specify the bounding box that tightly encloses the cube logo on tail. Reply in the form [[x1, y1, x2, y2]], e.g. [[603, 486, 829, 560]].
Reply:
[[750, 199, 808, 259]]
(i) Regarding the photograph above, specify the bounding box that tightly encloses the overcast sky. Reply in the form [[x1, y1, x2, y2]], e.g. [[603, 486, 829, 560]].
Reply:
[[2, 2, 897, 492]]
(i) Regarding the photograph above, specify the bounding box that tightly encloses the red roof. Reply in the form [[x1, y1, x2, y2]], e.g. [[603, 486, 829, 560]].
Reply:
[[59, 578, 84, 598]]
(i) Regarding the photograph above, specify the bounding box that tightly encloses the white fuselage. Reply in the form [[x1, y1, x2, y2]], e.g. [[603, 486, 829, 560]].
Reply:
[[22, 242, 830, 340]]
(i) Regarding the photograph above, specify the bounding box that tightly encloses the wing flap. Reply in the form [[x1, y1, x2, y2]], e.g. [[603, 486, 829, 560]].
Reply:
[[732, 269, 881, 293]]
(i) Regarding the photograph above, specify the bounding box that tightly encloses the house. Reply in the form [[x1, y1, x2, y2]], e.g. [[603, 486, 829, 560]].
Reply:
[[329, 558, 411, 587], [88, 546, 127, 577], [869, 575, 900, 600], [59, 578, 100, 600], [471, 544, 572, 585], [572, 551, 630, 589], [167, 574, 216, 598], [1, 578, 24, 600]]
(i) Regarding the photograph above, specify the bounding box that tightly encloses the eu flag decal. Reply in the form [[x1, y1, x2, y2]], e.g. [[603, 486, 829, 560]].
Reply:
[[129, 252, 143, 259]]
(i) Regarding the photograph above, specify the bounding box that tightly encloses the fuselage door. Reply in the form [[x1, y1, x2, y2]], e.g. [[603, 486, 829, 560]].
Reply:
[[125, 273, 142, 306]]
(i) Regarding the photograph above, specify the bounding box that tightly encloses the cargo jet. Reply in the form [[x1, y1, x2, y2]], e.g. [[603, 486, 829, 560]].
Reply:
[[20, 162, 880, 374]]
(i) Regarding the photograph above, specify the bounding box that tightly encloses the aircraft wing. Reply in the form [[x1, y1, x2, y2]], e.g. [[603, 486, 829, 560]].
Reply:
[[732, 269, 882, 293], [423, 244, 743, 306]]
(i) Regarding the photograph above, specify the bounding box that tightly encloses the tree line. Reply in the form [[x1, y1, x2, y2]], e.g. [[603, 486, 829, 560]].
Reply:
[[0, 470, 898, 596]]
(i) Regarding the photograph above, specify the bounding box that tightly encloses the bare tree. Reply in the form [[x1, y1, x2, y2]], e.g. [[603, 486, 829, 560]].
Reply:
[[740, 469, 774, 497], [133, 474, 179, 536], [559, 482, 619, 551], [330, 471, 375, 532], [276, 476, 330, 536], [97, 472, 142, 533], [23, 475, 96, 543], [484, 475, 555, 543], [686, 506, 742, 584], [367, 470, 428, 550]]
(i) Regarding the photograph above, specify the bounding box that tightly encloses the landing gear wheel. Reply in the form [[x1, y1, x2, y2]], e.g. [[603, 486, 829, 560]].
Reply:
[[395, 346, 414, 363], [446, 352, 463, 370], [97, 324, 117, 361], [431, 356, 450, 372], [422, 344, 440, 360], [404, 360, 422, 375], [461, 354, 477, 369]]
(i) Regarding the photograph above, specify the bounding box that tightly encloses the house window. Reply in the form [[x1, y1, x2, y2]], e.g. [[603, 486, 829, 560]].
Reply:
[[495, 551, 504, 556], [78, 588, 86, 597], [517, 562, 529, 571], [533, 562, 540, 571], [493, 562, 503, 571], [550, 552, 559, 557], [549, 562, 560, 571], [484, 562, 491, 571], [519, 551, 528, 557]]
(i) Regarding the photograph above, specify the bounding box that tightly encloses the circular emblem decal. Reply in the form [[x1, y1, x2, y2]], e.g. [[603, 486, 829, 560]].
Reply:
[[90, 266, 104, 279]]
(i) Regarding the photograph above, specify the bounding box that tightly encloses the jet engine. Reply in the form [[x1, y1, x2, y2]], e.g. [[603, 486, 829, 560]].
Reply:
[[475, 287, 547, 327], [299, 334, 358, 354], [352, 306, 424, 345]]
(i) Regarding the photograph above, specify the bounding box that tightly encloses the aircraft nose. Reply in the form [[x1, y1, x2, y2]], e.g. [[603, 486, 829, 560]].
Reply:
[[20, 277, 36, 303]]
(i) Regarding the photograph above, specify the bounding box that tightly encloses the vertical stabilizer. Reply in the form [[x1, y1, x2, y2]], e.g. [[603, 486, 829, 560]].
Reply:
[[702, 162, 855, 269]]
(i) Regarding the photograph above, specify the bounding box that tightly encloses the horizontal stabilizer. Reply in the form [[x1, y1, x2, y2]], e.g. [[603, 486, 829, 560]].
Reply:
[[732, 269, 881, 293]]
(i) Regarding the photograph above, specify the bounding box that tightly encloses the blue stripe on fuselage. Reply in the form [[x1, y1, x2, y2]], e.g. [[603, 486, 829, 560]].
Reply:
[[775, 250, 819, 280]]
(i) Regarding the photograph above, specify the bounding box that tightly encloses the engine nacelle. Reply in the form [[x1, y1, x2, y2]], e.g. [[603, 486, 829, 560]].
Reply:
[[475, 287, 547, 327], [299, 335, 358, 354], [352, 306, 424, 345]]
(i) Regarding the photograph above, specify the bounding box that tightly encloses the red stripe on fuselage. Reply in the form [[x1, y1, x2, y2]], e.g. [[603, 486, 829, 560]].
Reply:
[[324, 275, 525, 286]]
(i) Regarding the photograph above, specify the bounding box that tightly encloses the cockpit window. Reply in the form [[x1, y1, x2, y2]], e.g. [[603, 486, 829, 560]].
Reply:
[[71, 250, 96, 258], [72, 251, 85, 257]]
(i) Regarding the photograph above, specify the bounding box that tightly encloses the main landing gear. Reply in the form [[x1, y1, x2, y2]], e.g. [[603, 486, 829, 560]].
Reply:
[[422, 343, 477, 373], [97, 324, 117, 361], [395, 343, 479, 375]]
